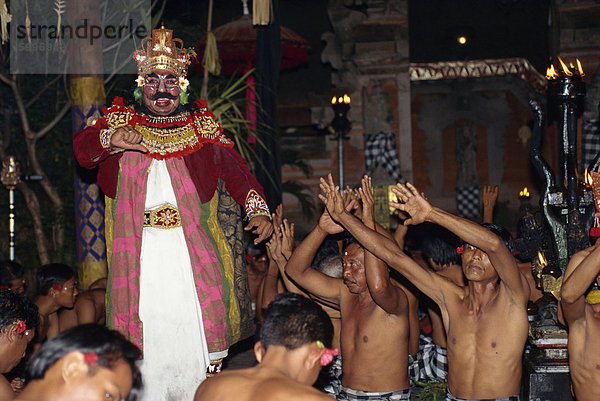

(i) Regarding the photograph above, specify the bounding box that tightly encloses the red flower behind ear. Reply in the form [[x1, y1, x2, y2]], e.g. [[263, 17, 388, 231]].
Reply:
[[319, 347, 339, 367], [456, 245, 464, 254], [591, 227, 600, 238], [84, 352, 98, 367], [0, 286, 8, 290], [316, 340, 338, 367], [245, 254, 253, 263], [52, 284, 61, 291], [13, 320, 26, 334]]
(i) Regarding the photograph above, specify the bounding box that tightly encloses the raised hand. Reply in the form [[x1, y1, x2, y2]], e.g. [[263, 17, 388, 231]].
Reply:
[[359, 175, 375, 228], [318, 209, 344, 235], [266, 223, 284, 263], [280, 219, 295, 259], [318, 174, 346, 221], [390, 182, 433, 226], [110, 126, 148, 153], [482, 185, 499, 209], [272, 204, 283, 228]]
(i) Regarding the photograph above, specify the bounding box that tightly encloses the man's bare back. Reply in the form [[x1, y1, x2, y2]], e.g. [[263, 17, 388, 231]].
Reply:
[[195, 365, 332, 401], [324, 178, 529, 399], [59, 288, 106, 332], [195, 294, 334, 401], [560, 245, 600, 401]]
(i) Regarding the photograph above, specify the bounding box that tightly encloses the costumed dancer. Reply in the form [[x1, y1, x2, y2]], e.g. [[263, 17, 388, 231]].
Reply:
[[73, 25, 273, 401]]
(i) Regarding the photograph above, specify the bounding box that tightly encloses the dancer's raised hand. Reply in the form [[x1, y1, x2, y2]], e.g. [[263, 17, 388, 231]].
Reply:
[[390, 182, 433, 226]]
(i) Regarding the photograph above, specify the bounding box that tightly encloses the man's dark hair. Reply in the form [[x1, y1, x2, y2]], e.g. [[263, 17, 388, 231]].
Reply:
[[26, 324, 142, 401], [421, 226, 462, 266], [0, 289, 38, 332], [0, 261, 24, 287], [481, 223, 514, 253], [342, 234, 361, 251], [36, 263, 75, 296], [260, 293, 333, 350]]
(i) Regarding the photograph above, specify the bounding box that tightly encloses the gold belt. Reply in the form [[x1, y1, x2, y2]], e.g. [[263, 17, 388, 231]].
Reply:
[[143, 204, 181, 229]]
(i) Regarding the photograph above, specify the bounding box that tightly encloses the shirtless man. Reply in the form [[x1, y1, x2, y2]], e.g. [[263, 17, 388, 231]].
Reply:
[[58, 285, 106, 332], [19, 324, 141, 401], [0, 290, 38, 401], [194, 293, 334, 401], [560, 241, 600, 401], [286, 176, 411, 400], [33, 264, 78, 350], [319, 175, 529, 401]]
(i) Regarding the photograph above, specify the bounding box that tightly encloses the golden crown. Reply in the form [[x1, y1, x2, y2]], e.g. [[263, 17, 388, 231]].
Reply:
[[133, 24, 193, 77]]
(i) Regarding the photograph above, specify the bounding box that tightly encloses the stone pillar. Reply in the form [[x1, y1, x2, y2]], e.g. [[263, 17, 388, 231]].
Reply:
[[69, 0, 107, 289], [322, 0, 411, 186]]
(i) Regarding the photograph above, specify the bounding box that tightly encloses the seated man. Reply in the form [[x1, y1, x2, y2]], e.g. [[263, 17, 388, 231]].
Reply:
[[560, 241, 600, 401], [194, 293, 335, 401], [19, 324, 141, 401], [0, 261, 26, 294], [33, 264, 78, 350], [286, 176, 412, 401], [319, 175, 529, 401], [0, 290, 38, 401], [58, 284, 106, 332]]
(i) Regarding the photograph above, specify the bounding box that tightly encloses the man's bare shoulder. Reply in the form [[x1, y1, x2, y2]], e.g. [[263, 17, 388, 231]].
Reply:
[[0, 374, 13, 401], [195, 370, 331, 401], [435, 264, 465, 287]]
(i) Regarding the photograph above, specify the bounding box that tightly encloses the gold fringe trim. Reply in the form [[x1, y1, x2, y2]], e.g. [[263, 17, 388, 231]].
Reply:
[[253, 0, 272, 25], [203, 31, 221, 76]]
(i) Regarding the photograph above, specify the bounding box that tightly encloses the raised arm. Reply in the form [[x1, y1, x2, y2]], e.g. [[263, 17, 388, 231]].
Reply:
[[285, 211, 344, 303], [359, 176, 408, 314], [392, 182, 529, 304], [482, 185, 498, 224], [561, 245, 600, 324], [318, 174, 455, 306]]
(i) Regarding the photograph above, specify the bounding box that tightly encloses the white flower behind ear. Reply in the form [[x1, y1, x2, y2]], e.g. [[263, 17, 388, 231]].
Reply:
[[178, 77, 189, 91], [135, 75, 145, 87]]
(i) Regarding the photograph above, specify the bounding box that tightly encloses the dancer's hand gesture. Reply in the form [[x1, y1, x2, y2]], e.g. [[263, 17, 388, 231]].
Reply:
[[390, 182, 433, 226]]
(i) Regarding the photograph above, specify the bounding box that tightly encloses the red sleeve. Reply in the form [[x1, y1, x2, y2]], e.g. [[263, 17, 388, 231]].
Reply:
[[73, 121, 114, 169], [216, 145, 265, 204], [184, 144, 269, 217]]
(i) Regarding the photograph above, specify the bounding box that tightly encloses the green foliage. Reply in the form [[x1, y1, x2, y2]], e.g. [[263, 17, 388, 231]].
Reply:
[[413, 380, 447, 401], [134, 85, 144, 105]]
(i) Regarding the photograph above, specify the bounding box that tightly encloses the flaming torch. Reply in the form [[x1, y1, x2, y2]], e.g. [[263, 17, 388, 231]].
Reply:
[[547, 57, 587, 259], [331, 94, 352, 189]]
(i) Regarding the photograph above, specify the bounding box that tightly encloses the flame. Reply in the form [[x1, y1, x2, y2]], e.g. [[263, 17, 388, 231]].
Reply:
[[546, 64, 559, 80], [537, 250, 548, 267], [585, 168, 592, 186], [519, 187, 530, 197], [333, 94, 351, 105], [576, 58, 585, 76], [558, 57, 573, 76]]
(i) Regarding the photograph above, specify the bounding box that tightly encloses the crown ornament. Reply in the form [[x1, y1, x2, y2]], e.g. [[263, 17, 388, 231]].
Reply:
[[133, 24, 194, 77]]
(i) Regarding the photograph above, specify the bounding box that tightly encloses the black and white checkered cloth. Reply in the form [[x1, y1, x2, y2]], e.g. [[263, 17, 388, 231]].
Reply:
[[456, 185, 480, 219], [364, 132, 405, 184], [583, 119, 600, 168], [409, 334, 448, 383], [323, 354, 342, 397]]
